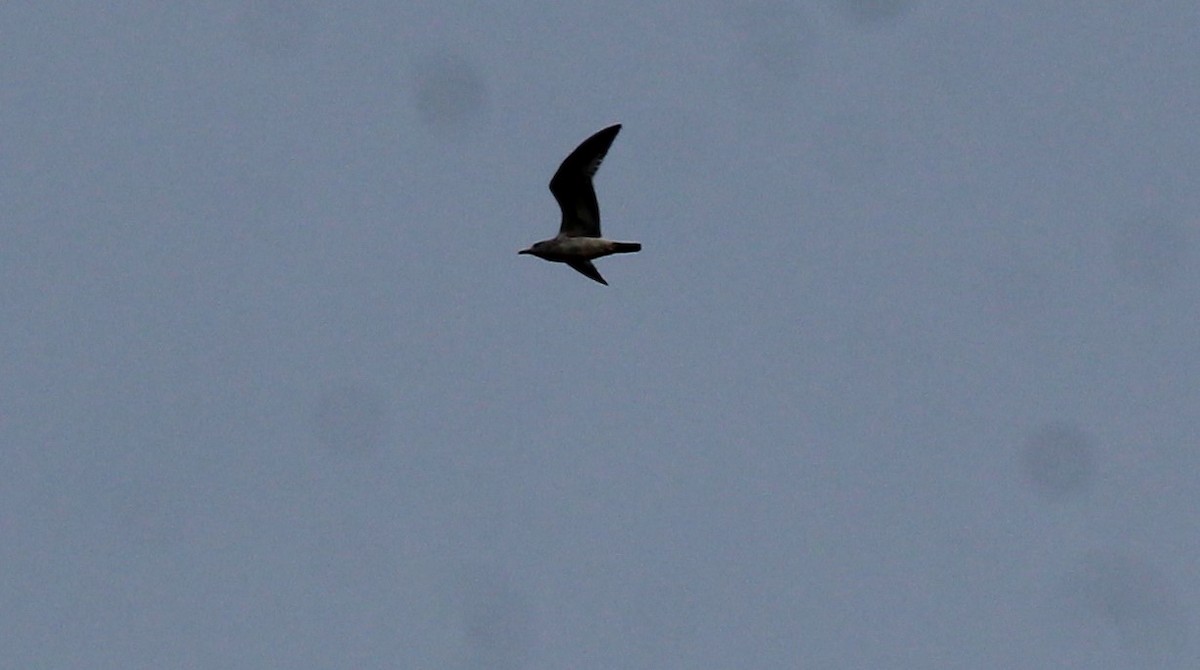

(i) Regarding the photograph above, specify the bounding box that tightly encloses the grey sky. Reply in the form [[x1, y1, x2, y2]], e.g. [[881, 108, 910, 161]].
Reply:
[[2, 1, 1197, 667]]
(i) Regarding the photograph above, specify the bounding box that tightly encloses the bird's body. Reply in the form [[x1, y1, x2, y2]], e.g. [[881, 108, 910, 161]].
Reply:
[[519, 124, 640, 286]]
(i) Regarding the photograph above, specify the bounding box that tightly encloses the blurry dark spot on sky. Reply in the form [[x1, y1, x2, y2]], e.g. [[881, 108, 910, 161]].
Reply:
[[1061, 551, 1189, 667], [840, 0, 916, 25], [727, 0, 813, 82], [1020, 423, 1095, 500], [412, 52, 488, 130], [236, 0, 317, 57], [1112, 213, 1190, 290], [314, 382, 389, 455], [458, 565, 531, 670]]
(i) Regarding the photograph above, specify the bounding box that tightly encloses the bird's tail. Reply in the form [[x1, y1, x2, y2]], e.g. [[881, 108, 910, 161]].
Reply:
[[611, 241, 642, 254]]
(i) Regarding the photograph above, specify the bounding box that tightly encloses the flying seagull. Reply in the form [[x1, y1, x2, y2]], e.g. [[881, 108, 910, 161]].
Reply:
[[519, 124, 641, 286]]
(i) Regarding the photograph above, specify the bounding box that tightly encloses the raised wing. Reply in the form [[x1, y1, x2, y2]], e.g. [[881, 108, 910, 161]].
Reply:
[[549, 124, 621, 238]]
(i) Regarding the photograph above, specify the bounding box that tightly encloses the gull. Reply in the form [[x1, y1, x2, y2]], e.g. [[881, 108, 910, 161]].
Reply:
[[519, 124, 641, 286]]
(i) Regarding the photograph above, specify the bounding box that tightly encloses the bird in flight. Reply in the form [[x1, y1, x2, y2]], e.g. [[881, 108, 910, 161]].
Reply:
[[519, 124, 641, 286]]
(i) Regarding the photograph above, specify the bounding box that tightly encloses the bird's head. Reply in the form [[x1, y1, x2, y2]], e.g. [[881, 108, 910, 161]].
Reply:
[[518, 241, 546, 256]]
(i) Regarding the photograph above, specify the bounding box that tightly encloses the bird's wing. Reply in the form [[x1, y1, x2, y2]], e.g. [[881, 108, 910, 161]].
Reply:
[[567, 260, 608, 286], [549, 124, 621, 238]]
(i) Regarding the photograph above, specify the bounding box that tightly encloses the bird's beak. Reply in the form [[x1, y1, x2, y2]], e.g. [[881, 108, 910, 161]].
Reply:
[[518, 248, 531, 255]]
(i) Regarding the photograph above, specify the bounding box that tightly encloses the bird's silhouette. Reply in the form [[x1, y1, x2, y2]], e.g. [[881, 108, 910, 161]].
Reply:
[[519, 124, 641, 286]]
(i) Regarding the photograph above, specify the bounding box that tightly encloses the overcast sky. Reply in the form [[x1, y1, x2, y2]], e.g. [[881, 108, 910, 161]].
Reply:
[[2, 1, 1198, 668]]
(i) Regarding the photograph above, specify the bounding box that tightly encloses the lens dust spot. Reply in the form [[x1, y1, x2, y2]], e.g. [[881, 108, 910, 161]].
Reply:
[[412, 53, 488, 130], [314, 382, 389, 456], [727, 1, 814, 82], [458, 565, 531, 670], [1112, 214, 1189, 290], [110, 479, 190, 549], [1062, 552, 1189, 667], [1020, 424, 1096, 500], [236, 0, 317, 57], [840, 0, 916, 25]]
